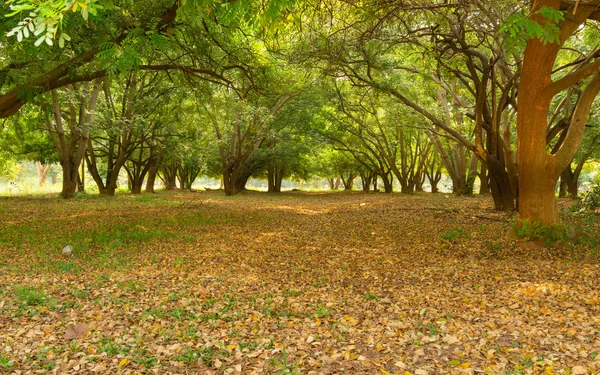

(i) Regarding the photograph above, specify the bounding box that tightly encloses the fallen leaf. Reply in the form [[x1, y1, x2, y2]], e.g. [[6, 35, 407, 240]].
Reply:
[[63, 323, 88, 340]]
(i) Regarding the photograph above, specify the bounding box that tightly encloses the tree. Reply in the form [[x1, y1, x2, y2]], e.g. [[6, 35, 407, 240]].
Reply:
[[1, 0, 296, 118], [517, 0, 600, 224], [303, 0, 520, 209], [47, 81, 101, 198]]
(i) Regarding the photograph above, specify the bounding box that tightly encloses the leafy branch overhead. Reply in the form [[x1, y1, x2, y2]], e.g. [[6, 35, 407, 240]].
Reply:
[[5, 0, 100, 47], [500, 6, 565, 52], [4, 0, 297, 47]]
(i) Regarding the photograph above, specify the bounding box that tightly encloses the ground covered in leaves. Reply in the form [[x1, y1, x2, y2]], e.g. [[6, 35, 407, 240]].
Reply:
[[1, 191, 600, 375]]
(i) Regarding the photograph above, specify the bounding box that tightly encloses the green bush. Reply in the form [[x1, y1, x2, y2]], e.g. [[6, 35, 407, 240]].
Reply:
[[581, 181, 600, 212]]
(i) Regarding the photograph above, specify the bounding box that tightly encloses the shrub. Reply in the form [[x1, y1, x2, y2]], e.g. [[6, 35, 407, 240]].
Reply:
[[581, 181, 600, 212], [512, 219, 565, 245]]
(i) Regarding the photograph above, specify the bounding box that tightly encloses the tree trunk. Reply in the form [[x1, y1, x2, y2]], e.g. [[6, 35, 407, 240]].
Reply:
[[560, 166, 578, 199], [327, 178, 334, 190], [430, 177, 440, 193], [161, 162, 178, 190], [268, 161, 285, 193], [517, 1, 600, 225], [37, 163, 52, 187], [341, 174, 355, 191], [479, 164, 490, 195], [61, 163, 77, 199], [223, 164, 240, 196], [131, 175, 143, 194], [145, 157, 159, 193], [359, 171, 372, 192], [381, 173, 393, 193], [487, 158, 516, 212]]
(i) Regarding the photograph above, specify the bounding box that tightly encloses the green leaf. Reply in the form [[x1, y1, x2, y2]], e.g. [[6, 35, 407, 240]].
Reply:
[[34, 35, 45, 47]]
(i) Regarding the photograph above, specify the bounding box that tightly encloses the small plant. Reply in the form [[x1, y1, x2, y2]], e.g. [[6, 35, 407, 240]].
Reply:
[[314, 306, 330, 318], [283, 289, 299, 298], [42, 362, 56, 371], [174, 347, 228, 366], [0, 356, 14, 370], [273, 345, 298, 375], [440, 227, 465, 241], [16, 286, 49, 307], [57, 260, 77, 273], [312, 277, 328, 288], [512, 219, 565, 245], [98, 338, 130, 356], [172, 257, 186, 266], [364, 292, 379, 301]]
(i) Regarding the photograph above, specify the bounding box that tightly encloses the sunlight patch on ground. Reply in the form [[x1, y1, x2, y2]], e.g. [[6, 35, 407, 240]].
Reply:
[[269, 205, 330, 215]]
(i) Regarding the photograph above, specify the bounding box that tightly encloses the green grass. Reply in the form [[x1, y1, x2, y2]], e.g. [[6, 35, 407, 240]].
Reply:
[[16, 286, 51, 307], [364, 292, 379, 301], [174, 347, 230, 366], [314, 306, 330, 318], [440, 227, 466, 241], [0, 356, 15, 370], [98, 338, 131, 356]]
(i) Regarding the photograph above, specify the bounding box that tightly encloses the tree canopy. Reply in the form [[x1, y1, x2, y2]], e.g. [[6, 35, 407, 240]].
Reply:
[[2, 0, 600, 225]]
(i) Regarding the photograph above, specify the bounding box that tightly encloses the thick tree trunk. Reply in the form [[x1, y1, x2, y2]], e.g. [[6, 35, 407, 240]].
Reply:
[[341, 174, 355, 191], [145, 157, 159, 193], [414, 170, 425, 192], [61, 163, 77, 199], [430, 176, 440, 193], [223, 177, 236, 196], [223, 165, 247, 196], [382, 174, 393, 193], [559, 166, 578, 199], [517, 1, 600, 225], [487, 159, 516, 212], [131, 175, 143, 194]]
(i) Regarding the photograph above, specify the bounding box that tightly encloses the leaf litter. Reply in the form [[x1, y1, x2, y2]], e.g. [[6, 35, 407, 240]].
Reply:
[[0, 191, 599, 374]]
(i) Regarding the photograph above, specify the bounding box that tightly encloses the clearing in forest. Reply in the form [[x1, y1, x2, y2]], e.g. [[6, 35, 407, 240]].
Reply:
[[0, 192, 599, 374]]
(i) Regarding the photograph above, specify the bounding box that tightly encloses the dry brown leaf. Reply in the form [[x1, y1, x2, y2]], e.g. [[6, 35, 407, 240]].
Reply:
[[63, 323, 88, 340], [572, 366, 588, 375]]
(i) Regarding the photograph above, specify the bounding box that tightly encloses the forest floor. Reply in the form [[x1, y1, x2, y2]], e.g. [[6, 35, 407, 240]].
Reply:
[[0, 191, 599, 375]]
